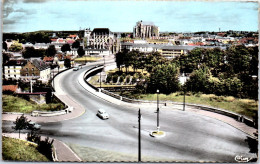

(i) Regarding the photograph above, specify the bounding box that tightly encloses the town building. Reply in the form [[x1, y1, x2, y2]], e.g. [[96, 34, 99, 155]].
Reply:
[[4, 59, 28, 80], [20, 59, 51, 83], [133, 20, 159, 38], [83, 28, 119, 55], [120, 43, 226, 59]]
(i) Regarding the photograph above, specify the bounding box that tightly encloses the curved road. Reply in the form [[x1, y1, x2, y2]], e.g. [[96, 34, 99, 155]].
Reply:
[[3, 63, 255, 162]]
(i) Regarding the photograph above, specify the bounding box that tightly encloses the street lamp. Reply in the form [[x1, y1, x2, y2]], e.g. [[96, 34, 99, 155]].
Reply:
[[183, 74, 186, 111], [52, 70, 55, 91], [157, 89, 160, 132], [100, 68, 102, 90], [103, 55, 105, 66]]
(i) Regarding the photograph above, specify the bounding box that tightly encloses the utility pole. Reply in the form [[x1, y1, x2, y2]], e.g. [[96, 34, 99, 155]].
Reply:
[[30, 79, 33, 93], [100, 68, 102, 90], [157, 89, 160, 131], [103, 55, 105, 66], [53, 71, 55, 90], [183, 75, 186, 111], [183, 89, 186, 111], [138, 108, 141, 162]]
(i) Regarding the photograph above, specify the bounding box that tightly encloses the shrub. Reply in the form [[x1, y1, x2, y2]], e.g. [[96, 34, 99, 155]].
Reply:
[[27, 132, 54, 161], [126, 76, 130, 83], [37, 137, 54, 161], [106, 74, 112, 83], [112, 75, 118, 83], [195, 92, 202, 97], [119, 75, 124, 83], [132, 77, 137, 84]]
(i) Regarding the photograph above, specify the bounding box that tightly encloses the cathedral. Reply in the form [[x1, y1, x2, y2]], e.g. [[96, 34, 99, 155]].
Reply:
[[133, 20, 159, 38], [84, 28, 119, 54]]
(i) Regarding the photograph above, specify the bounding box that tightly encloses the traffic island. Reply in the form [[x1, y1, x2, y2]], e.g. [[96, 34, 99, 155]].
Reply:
[[149, 130, 166, 138]]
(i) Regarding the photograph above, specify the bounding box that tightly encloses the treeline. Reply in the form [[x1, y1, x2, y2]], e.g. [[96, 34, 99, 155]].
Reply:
[[115, 45, 258, 99], [3, 32, 52, 44], [3, 31, 80, 44]]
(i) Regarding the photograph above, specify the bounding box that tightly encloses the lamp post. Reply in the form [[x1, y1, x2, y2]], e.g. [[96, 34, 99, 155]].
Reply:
[[157, 89, 160, 132], [100, 68, 102, 90], [138, 108, 141, 162], [103, 55, 105, 66], [183, 74, 186, 111], [53, 70, 55, 90]]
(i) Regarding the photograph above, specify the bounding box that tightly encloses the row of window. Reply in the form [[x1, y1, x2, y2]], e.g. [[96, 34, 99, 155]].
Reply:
[[25, 68, 34, 72]]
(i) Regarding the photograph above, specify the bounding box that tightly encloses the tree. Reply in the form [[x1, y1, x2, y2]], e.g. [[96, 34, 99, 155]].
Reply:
[[12, 114, 30, 138], [3, 53, 10, 64], [202, 48, 225, 76], [23, 47, 46, 58], [115, 51, 124, 71], [22, 47, 36, 58], [129, 50, 139, 73], [61, 44, 71, 53], [185, 66, 211, 93], [8, 42, 23, 52], [27, 32, 50, 44], [72, 40, 80, 49], [77, 46, 85, 57], [147, 63, 180, 94], [3, 41, 7, 51], [225, 45, 251, 75], [45, 45, 57, 57], [64, 58, 71, 68]]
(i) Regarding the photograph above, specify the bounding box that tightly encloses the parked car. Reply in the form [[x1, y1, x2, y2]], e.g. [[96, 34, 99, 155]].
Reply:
[[97, 109, 109, 119], [27, 121, 41, 130]]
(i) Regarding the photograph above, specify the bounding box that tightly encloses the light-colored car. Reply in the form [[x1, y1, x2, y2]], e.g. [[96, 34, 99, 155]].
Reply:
[[97, 109, 109, 119], [73, 66, 82, 71], [27, 121, 41, 130]]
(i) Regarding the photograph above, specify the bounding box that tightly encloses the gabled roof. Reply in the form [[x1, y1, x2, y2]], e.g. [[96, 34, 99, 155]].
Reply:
[[2, 85, 18, 92], [68, 34, 77, 38], [43, 56, 54, 62], [4, 59, 28, 66], [31, 59, 50, 71], [91, 28, 111, 35]]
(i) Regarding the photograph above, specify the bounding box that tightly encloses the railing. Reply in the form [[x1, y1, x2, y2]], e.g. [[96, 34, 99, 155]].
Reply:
[[83, 65, 256, 128]]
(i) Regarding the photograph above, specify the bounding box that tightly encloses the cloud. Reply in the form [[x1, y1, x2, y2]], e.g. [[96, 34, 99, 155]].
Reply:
[[3, 6, 14, 18], [3, 0, 17, 18], [3, 19, 17, 25]]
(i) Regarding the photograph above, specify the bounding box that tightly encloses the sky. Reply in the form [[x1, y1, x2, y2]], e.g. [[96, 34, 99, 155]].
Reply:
[[2, 0, 259, 33]]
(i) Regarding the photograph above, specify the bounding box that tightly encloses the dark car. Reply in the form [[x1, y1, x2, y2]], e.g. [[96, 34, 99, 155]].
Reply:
[[27, 121, 41, 130]]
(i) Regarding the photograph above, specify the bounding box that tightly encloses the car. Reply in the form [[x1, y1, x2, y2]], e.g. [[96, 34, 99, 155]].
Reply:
[[97, 109, 109, 119], [27, 121, 41, 130], [73, 66, 82, 71]]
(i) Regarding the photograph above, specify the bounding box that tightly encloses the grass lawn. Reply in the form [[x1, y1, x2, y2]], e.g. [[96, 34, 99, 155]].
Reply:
[[2, 95, 65, 113], [2, 136, 49, 162], [138, 92, 258, 119], [74, 56, 101, 62]]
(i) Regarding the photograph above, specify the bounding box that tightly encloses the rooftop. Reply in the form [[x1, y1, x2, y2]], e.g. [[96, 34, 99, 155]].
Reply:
[[31, 59, 50, 71], [4, 59, 28, 66], [91, 28, 112, 35], [2, 85, 18, 92]]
